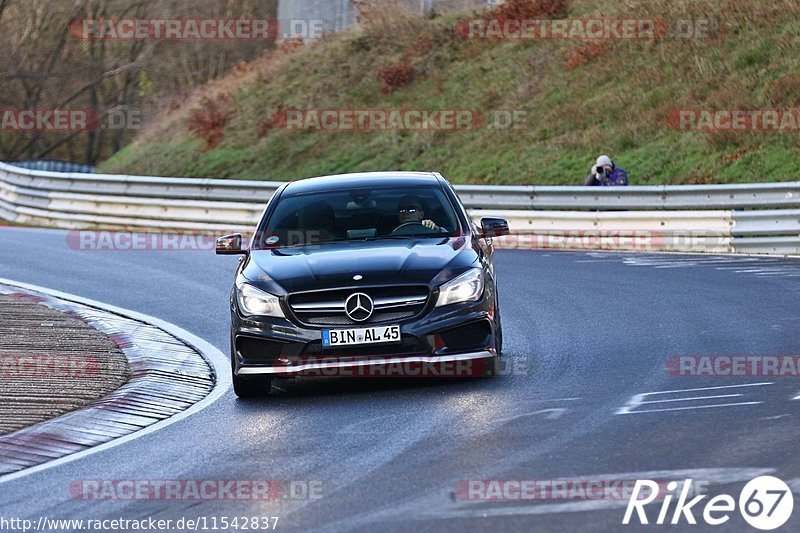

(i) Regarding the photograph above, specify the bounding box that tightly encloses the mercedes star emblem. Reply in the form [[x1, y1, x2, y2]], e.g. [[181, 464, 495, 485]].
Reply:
[[345, 292, 373, 322]]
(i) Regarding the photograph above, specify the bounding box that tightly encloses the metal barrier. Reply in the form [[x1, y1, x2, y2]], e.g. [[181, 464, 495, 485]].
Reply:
[[3, 161, 96, 174], [455, 183, 800, 210], [0, 162, 798, 255]]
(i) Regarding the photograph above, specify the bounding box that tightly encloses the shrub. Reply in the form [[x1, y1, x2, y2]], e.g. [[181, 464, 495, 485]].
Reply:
[[186, 92, 236, 150], [377, 62, 417, 93], [258, 106, 288, 137], [375, 33, 432, 94], [565, 41, 609, 70]]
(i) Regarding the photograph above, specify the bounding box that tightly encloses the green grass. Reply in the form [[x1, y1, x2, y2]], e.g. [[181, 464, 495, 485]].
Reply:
[[100, 0, 800, 185]]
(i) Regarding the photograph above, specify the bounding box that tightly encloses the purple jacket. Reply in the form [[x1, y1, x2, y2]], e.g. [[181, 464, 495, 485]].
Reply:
[[585, 168, 628, 186]]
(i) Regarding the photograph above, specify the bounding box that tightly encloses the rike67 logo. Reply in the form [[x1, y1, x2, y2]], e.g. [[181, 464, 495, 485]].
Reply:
[[623, 476, 793, 530]]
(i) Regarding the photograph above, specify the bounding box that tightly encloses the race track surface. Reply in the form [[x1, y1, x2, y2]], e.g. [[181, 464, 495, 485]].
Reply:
[[1, 226, 799, 532]]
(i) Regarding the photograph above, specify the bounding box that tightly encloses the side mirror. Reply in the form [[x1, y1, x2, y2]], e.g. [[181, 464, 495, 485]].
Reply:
[[480, 218, 510, 238], [216, 233, 246, 255]]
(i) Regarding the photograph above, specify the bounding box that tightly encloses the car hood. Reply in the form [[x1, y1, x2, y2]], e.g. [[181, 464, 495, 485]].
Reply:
[[242, 237, 479, 294]]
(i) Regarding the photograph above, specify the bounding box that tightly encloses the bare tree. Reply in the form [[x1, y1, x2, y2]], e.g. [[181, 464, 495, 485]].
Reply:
[[0, 0, 277, 164]]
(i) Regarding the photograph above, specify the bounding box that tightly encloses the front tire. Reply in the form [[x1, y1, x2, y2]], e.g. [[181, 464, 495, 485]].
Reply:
[[495, 304, 503, 357], [483, 302, 503, 377]]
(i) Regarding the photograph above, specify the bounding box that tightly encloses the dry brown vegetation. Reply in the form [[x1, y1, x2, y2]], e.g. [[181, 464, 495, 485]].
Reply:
[[103, 0, 800, 185], [0, 0, 276, 164]]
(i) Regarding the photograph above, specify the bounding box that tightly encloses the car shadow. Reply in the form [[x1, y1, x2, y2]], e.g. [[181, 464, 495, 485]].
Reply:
[[232, 375, 499, 406]]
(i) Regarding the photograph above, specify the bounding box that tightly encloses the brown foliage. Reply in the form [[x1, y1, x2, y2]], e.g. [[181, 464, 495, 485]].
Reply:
[[721, 146, 757, 165], [277, 38, 305, 54], [376, 34, 432, 94], [377, 62, 417, 94], [186, 92, 236, 150], [0, 0, 278, 164], [491, 0, 570, 20], [688, 174, 716, 184], [258, 106, 287, 137], [565, 41, 609, 70]]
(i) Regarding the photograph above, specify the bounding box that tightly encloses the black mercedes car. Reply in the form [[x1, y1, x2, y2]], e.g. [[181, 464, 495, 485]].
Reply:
[[216, 171, 509, 398]]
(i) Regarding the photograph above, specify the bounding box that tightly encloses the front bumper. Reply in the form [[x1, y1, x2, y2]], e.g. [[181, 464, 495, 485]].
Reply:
[[237, 350, 495, 376], [231, 295, 498, 378]]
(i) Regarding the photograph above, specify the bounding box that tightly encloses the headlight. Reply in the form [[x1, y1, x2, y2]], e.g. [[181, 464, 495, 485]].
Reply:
[[236, 280, 285, 318], [436, 268, 484, 307]]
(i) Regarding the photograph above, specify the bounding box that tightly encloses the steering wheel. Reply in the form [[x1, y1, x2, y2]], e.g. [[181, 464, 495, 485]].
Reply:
[[391, 221, 428, 235]]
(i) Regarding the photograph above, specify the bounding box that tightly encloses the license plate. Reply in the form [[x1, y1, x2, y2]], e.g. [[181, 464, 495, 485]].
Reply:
[[322, 325, 401, 347]]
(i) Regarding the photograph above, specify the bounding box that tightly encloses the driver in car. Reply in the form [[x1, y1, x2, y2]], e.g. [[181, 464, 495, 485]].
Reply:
[[397, 195, 441, 232]]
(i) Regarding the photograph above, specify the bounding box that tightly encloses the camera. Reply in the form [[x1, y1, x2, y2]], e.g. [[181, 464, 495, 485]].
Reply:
[[596, 166, 605, 174]]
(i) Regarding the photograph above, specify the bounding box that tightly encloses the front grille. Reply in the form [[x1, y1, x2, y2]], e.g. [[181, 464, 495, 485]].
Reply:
[[303, 310, 417, 326], [287, 286, 430, 328]]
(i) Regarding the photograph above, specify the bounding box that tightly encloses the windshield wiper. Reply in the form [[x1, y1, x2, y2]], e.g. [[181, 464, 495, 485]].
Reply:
[[361, 234, 450, 241], [361, 235, 412, 241]]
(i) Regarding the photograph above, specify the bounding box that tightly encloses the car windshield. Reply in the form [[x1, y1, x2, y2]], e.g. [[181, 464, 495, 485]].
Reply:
[[253, 185, 462, 249]]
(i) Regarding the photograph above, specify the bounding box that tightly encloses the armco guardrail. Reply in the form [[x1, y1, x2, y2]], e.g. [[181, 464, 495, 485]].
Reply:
[[0, 162, 798, 255], [455, 182, 800, 210], [3, 161, 96, 174], [3, 163, 798, 209]]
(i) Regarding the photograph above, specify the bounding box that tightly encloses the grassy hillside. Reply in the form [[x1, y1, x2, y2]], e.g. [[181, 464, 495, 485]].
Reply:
[[101, 0, 800, 185]]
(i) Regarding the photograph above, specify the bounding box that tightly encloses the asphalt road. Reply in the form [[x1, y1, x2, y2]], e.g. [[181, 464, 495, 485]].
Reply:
[[1, 226, 800, 532]]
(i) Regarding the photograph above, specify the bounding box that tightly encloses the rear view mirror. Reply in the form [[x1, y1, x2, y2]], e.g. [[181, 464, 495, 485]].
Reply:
[[480, 218, 510, 238], [216, 233, 246, 255]]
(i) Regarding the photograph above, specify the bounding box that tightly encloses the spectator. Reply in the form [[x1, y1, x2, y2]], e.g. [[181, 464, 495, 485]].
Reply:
[[584, 155, 628, 186]]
